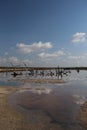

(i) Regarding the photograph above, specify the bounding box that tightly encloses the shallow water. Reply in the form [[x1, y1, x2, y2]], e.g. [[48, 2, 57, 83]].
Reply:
[[1, 70, 87, 129], [9, 81, 87, 129]]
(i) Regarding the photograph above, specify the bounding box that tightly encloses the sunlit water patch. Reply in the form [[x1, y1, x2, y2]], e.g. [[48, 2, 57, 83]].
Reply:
[[66, 70, 87, 81], [0, 80, 23, 86]]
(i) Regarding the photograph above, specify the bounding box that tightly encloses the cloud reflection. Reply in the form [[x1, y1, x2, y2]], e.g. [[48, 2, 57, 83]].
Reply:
[[18, 88, 52, 95], [32, 88, 52, 95], [73, 94, 86, 105]]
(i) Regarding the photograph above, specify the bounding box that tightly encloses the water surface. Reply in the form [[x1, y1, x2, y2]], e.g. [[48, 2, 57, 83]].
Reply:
[[0, 70, 87, 129]]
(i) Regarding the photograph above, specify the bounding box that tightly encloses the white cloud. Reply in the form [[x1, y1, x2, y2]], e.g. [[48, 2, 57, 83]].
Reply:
[[0, 56, 20, 66], [67, 54, 87, 61], [0, 57, 7, 64], [4, 52, 8, 56], [16, 41, 52, 54], [71, 32, 86, 43], [8, 56, 19, 64], [22, 59, 32, 65], [68, 55, 83, 60], [9, 57, 32, 66], [65, 53, 87, 66], [0, 56, 32, 66], [1, 52, 87, 67], [38, 50, 65, 60]]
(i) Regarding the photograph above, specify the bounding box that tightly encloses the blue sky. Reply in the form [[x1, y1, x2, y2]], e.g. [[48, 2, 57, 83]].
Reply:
[[0, 0, 87, 67]]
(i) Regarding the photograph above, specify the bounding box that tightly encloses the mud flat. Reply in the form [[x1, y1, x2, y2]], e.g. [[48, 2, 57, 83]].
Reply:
[[77, 101, 87, 129], [0, 86, 62, 130]]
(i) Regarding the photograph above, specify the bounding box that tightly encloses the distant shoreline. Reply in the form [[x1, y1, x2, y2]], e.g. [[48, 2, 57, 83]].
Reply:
[[0, 66, 87, 73]]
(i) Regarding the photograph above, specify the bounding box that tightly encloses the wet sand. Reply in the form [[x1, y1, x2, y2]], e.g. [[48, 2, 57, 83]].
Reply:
[[77, 101, 87, 129], [0, 86, 25, 130]]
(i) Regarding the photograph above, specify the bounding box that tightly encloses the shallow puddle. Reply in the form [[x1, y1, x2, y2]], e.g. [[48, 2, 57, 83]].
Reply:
[[9, 79, 87, 130]]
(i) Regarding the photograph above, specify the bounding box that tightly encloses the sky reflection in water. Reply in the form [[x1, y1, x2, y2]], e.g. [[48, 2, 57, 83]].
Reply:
[[11, 81, 86, 130]]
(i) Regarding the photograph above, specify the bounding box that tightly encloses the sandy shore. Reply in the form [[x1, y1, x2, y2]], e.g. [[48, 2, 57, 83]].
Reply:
[[0, 87, 25, 130], [77, 101, 87, 129], [0, 86, 62, 130]]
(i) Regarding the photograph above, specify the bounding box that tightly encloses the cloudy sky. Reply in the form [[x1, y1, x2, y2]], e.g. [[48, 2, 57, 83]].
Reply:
[[0, 0, 87, 67]]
